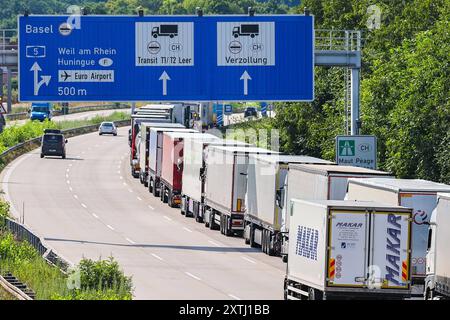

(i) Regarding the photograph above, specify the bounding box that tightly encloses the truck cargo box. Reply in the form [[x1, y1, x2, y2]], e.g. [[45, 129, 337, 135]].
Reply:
[[130, 113, 172, 177], [148, 127, 196, 197], [181, 138, 248, 219], [347, 178, 450, 283], [426, 192, 450, 299], [285, 199, 412, 300], [245, 154, 334, 255], [204, 145, 278, 235], [160, 132, 207, 207], [138, 122, 184, 185]]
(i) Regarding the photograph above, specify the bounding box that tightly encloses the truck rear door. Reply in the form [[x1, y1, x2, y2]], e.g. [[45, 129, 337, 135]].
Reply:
[[327, 210, 369, 287], [370, 211, 411, 289], [400, 193, 435, 278]]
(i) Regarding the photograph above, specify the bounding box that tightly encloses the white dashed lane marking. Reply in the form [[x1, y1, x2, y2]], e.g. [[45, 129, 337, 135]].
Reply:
[[185, 272, 201, 281], [151, 253, 164, 261]]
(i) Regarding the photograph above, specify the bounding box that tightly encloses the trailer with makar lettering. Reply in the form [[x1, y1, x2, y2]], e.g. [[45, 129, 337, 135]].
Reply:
[[284, 199, 412, 300]]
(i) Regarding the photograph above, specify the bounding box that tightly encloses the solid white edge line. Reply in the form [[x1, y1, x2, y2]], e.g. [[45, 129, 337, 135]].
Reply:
[[183, 227, 193, 233], [163, 216, 172, 221], [126, 238, 136, 244], [148, 205, 154, 210], [228, 294, 241, 300], [137, 197, 142, 201], [106, 224, 114, 231], [185, 272, 201, 281]]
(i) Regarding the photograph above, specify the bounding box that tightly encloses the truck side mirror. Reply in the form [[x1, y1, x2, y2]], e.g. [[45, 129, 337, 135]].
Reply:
[[65, 139, 68, 143]]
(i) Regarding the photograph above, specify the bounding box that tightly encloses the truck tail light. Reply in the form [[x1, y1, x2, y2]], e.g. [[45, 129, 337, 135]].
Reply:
[[232, 220, 243, 226]]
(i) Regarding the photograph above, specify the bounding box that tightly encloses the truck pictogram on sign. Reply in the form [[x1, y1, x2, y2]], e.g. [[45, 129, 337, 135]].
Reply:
[[152, 25, 178, 38], [232, 24, 259, 38]]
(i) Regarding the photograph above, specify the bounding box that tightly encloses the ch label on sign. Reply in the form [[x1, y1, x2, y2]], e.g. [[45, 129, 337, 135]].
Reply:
[[135, 22, 194, 66]]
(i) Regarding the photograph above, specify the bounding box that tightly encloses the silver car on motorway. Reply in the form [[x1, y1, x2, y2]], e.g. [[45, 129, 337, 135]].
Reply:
[[99, 121, 117, 136]]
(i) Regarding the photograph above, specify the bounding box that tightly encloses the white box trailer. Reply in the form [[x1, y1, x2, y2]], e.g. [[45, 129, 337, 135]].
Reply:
[[130, 114, 172, 178], [281, 164, 393, 261], [284, 199, 412, 300], [244, 154, 334, 256], [425, 192, 450, 299], [346, 178, 450, 286], [138, 122, 185, 186], [148, 127, 197, 197], [203, 145, 278, 236], [181, 138, 248, 221]]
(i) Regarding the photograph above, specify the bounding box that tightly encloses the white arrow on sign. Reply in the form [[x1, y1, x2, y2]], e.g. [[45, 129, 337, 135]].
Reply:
[[159, 71, 171, 96], [240, 70, 251, 96], [30, 62, 51, 95]]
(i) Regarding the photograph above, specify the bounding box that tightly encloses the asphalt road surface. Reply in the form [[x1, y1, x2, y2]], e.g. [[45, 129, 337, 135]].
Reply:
[[6, 108, 131, 127], [0, 126, 285, 300]]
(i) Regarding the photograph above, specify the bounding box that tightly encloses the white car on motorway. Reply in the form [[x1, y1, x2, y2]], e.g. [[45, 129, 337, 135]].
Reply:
[[99, 122, 117, 136]]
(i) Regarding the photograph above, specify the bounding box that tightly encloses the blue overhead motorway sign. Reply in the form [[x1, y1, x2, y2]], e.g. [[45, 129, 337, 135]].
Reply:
[[19, 15, 314, 102]]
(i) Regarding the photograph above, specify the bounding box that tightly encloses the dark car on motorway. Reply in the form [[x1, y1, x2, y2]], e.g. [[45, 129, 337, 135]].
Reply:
[[244, 106, 258, 118], [40, 129, 67, 159]]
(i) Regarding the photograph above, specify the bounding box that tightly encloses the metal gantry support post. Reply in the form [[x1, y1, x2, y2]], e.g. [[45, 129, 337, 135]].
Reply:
[[350, 67, 360, 135], [315, 29, 363, 136]]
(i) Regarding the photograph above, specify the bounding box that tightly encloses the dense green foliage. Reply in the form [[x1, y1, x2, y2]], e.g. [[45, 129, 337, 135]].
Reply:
[[0, 111, 130, 153]]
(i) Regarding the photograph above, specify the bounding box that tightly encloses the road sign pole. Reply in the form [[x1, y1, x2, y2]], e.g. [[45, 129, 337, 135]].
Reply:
[[7, 68, 12, 113], [350, 67, 360, 135]]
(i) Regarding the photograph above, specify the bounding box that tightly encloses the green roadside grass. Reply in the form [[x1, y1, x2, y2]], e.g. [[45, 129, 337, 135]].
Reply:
[[0, 223, 133, 300], [0, 111, 130, 154], [0, 286, 16, 300]]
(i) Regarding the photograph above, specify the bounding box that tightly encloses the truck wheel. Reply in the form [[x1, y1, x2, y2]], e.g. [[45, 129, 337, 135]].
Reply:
[[152, 181, 159, 197], [148, 179, 153, 193], [225, 217, 232, 237], [180, 198, 186, 215], [244, 223, 250, 244], [204, 212, 210, 228], [62, 153, 66, 159], [143, 177, 148, 188], [168, 192, 174, 207], [282, 255, 288, 263], [40, 154, 44, 158], [160, 185, 165, 202], [209, 212, 217, 230], [267, 231, 275, 256], [249, 226, 257, 248], [262, 230, 267, 253], [308, 288, 323, 301]]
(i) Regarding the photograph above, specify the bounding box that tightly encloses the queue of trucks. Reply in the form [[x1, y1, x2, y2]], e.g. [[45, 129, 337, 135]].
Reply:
[[128, 105, 450, 300]]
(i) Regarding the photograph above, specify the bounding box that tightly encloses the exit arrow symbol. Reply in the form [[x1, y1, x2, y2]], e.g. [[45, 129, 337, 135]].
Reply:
[[159, 71, 171, 96], [240, 70, 251, 96], [30, 62, 51, 96]]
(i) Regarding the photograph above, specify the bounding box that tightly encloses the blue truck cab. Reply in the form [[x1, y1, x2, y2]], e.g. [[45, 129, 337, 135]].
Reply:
[[30, 102, 53, 121]]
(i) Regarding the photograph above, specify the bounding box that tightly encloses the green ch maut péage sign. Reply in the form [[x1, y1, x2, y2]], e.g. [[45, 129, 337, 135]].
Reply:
[[336, 135, 377, 169]]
